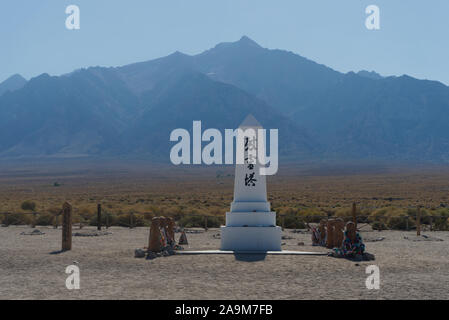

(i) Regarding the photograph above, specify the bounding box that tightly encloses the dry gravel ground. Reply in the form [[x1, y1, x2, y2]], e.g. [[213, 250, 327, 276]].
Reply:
[[0, 226, 448, 300]]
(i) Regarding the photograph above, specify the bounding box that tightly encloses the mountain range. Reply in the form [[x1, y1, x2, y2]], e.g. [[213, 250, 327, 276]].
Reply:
[[1, 36, 449, 163]]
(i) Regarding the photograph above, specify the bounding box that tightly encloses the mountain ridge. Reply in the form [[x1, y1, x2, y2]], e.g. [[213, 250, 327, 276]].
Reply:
[[1, 36, 448, 162], [0, 74, 27, 97]]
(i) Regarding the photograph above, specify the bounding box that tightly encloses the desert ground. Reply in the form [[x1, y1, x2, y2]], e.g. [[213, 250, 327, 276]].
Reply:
[[1, 160, 449, 300], [1, 225, 448, 300]]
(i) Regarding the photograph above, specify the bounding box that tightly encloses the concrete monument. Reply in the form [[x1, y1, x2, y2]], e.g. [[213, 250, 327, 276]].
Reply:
[[220, 115, 281, 251]]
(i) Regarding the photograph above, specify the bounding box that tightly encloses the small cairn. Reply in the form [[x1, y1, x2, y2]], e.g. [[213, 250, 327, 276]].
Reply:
[[178, 231, 188, 245], [326, 219, 335, 249]]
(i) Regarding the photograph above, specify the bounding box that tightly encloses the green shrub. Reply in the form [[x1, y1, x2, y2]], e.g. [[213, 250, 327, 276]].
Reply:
[[367, 207, 416, 230], [90, 212, 115, 227], [371, 221, 387, 230], [386, 215, 410, 230], [133, 214, 148, 227], [85, 212, 117, 227], [432, 209, 449, 230], [36, 213, 55, 226], [103, 212, 118, 227], [406, 208, 430, 224], [334, 207, 354, 218], [298, 207, 325, 223], [79, 211, 94, 221], [114, 213, 148, 227], [179, 215, 223, 228], [21, 201, 36, 211], [278, 215, 306, 229], [2, 213, 32, 226]]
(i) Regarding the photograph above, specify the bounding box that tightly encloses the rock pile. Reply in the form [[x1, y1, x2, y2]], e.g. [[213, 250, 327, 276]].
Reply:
[[73, 231, 112, 237], [20, 229, 45, 235]]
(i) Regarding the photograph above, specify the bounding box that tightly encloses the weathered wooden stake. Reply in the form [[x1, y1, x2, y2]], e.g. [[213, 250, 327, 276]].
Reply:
[[3, 213, 9, 227], [281, 215, 285, 231], [130, 212, 134, 229], [416, 206, 421, 236], [61, 202, 72, 251], [352, 202, 357, 228], [53, 215, 58, 229], [97, 204, 102, 231], [204, 216, 208, 231], [106, 213, 109, 229], [31, 212, 37, 228]]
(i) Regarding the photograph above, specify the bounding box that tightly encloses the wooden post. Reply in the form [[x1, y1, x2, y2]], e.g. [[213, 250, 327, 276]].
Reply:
[[61, 202, 72, 251], [281, 215, 285, 231], [3, 213, 9, 227], [416, 206, 421, 236], [204, 216, 208, 231], [130, 212, 134, 229], [31, 212, 37, 228], [106, 213, 109, 229], [352, 202, 357, 228], [97, 204, 102, 231], [53, 215, 58, 229]]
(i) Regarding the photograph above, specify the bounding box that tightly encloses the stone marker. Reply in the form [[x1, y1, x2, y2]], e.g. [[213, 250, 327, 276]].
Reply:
[[148, 217, 163, 252], [61, 202, 72, 251], [167, 217, 175, 246], [220, 115, 281, 251], [159, 216, 168, 247], [326, 219, 335, 249], [319, 219, 327, 245], [333, 218, 345, 249]]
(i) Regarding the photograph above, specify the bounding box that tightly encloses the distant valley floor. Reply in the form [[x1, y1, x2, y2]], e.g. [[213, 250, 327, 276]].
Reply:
[[0, 160, 448, 213]]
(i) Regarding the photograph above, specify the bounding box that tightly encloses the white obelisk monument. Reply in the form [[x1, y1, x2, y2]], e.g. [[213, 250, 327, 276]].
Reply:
[[221, 115, 282, 251]]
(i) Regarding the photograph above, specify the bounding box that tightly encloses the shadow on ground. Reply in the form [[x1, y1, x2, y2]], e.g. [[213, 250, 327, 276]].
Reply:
[[49, 250, 68, 255], [234, 252, 267, 262]]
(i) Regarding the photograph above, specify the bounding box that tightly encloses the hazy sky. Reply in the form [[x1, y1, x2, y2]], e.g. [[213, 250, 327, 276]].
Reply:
[[1, 0, 448, 84]]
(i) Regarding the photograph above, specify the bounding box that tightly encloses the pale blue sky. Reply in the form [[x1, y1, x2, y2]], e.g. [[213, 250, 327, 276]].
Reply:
[[1, 0, 448, 84]]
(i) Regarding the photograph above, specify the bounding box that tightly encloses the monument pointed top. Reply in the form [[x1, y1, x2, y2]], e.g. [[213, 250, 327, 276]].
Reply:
[[239, 114, 262, 129]]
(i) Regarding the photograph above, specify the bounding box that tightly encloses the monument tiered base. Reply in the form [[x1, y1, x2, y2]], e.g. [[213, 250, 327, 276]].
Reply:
[[220, 226, 282, 251], [225, 211, 276, 227]]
